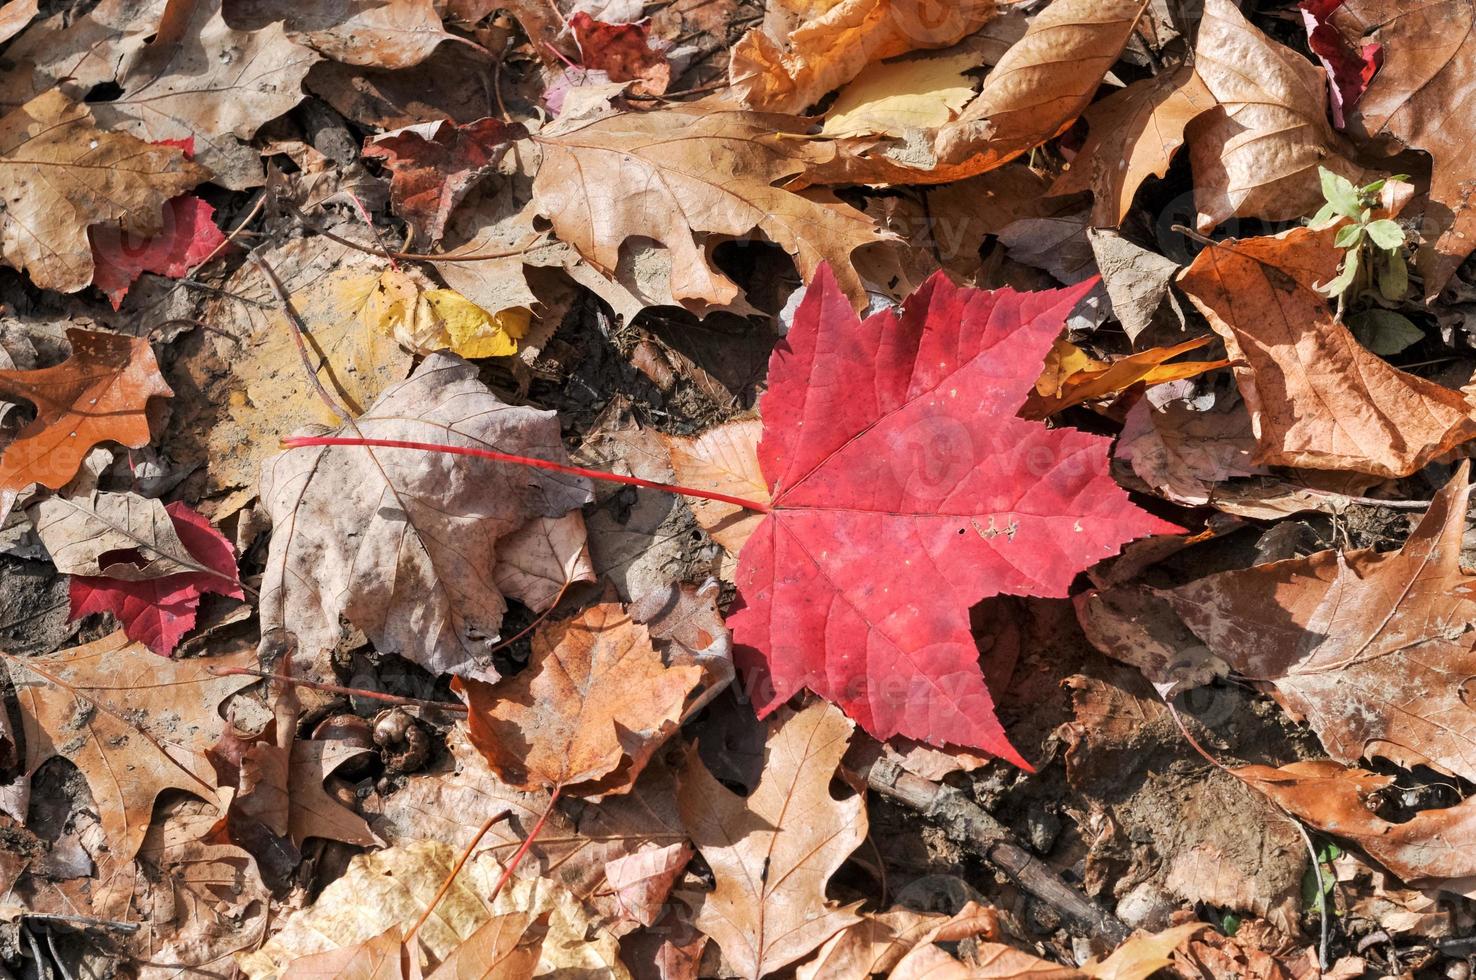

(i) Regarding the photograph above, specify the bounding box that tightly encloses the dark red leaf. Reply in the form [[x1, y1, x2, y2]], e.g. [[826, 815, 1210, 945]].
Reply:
[[89, 195, 228, 310], [70, 502, 243, 656], [569, 13, 670, 96], [1299, 0, 1382, 127], [729, 268, 1179, 766]]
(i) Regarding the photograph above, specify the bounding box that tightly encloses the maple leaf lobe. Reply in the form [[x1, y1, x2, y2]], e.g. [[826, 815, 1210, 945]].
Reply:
[[731, 267, 1180, 765]]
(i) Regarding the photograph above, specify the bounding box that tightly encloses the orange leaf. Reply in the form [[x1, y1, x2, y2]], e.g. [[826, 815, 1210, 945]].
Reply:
[[1023, 335, 1227, 417], [457, 602, 701, 795], [0, 328, 172, 491]]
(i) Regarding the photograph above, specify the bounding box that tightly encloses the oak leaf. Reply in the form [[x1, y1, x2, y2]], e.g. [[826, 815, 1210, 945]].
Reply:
[[1, 632, 255, 862], [259, 353, 593, 680], [0, 329, 173, 493], [728, 0, 995, 114], [1167, 463, 1476, 780], [66, 500, 244, 656], [1176, 225, 1476, 477], [0, 91, 207, 292], [1188, 0, 1367, 230], [679, 702, 867, 979], [362, 118, 527, 246], [728, 268, 1177, 762], [0, 0, 320, 188], [1332, 0, 1475, 293], [458, 601, 702, 794], [90, 194, 228, 309], [530, 105, 889, 309]]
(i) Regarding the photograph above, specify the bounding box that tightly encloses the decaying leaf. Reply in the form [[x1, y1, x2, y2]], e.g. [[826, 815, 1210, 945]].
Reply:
[[530, 106, 890, 309], [0, 90, 207, 292], [1167, 463, 1476, 781], [259, 353, 592, 680], [1177, 225, 1476, 477], [2, 632, 255, 861], [820, 51, 978, 140], [458, 601, 702, 794], [223, 0, 456, 70], [661, 418, 768, 557], [1023, 336, 1227, 418], [0, 329, 173, 493], [679, 701, 867, 979], [240, 841, 624, 979], [90, 193, 229, 310]]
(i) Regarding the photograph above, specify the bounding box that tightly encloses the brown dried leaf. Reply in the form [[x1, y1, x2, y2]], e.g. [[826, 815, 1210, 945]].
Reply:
[[1334, 0, 1476, 293], [224, 0, 455, 70], [1168, 463, 1476, 780], [531, 106, 889, 310], [661, 419, 768, 557], [1114, 389, 1260, 507], [1234, 760, 1476, 897], [797, 904, 999, 980], [29, 491, 207, 580], [1188, 0, 1366, 230], [1053, 66, 1215, 227], [1176, 226, 1476, 477], [0, 91, 206, 292], [259, 353, 592, 680], [728, 0, 996, 113], [1, 632, 255, 862], [933, 0, 1150, 173], [679, 701, 867, 979], [459, 601, 701, 794]]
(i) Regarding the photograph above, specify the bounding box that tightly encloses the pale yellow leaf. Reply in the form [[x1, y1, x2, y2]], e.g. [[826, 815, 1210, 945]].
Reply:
[[821, 52, 978, 139]]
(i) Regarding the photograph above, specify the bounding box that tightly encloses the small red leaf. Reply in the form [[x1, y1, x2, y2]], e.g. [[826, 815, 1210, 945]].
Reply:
[[1299, 0, 1382, 128], [569, 13, 670, 96], [730, 268, 1180, 766], [69, 502, 243, 656], [90, 195, 228, 309]]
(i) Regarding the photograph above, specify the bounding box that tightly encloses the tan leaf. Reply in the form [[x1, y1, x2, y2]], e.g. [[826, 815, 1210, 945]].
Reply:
[[820, 51, 979, 139], [1167, 463, 1476, 780], [900, 941, 1076, 979], [1232, 760, 1476, 898], [1052, 66, 1215, 227], [281, 925, 406, 979], [29, 491, 211, 580], [1114, 390, 1261, 507], [0, 0, 36, 44], [0, 90, 206, 291], [661, 419, 768, 557], [1, 632, 255, 862], [798, 904, 1000, 980], [679, 701, 867, 979], [426, 912, 548, 980], [728, 0, 996, 114], [258, 352, 593, 680], [458, 601, 701, 794], [933, 0, 1151, 172], [1188, 0, 1366, 230], [241, 841, 626, 980], [195, 236, 415, 494], [604, 842, 692, 928], [1081, 923, 1207, 979], [1334, 0, 1476, 293], [1, 0, 319, 188], [288, 740, 381, 848], [492, 512, 596, 614], [530, 106, 889, 310], [224, 0, 455, 70], [1176, 226, 1476, 477]]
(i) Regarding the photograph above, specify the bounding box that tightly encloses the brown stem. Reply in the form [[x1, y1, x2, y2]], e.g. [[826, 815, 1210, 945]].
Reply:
[[280, 435, 773, 513], [205, 665, 468, 713], [407, 811, 510, 942], [487, 785, 563, 903]]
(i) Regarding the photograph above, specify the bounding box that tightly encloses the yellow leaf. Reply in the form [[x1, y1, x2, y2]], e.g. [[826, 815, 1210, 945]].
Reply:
[[1025, 335, 1228, 417], [425, 289, 529, 359], [821, 52, 978, 139]]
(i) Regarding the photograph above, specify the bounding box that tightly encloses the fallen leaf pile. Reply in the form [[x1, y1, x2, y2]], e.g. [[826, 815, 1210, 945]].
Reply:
[[4, 0, 1476, 976]]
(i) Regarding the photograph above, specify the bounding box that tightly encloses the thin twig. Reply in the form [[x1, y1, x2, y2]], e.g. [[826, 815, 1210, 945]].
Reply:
[[1294, 819, 1332, 972], [249, 253, 351, 423], [280, 435, 774, 512], [487, 786, 563, 903], [407, 812, 510, 942], [45, 928, 75, 980], [206, 665, 469, 713]]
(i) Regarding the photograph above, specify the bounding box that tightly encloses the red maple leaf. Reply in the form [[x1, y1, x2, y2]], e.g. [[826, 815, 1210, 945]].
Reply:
[[70, 502, 243, 656], [90, 194, 228, 310], [569, 13, 671, 96], [1299, 0, 1382, 128], [729, 268, 1180, 766]]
